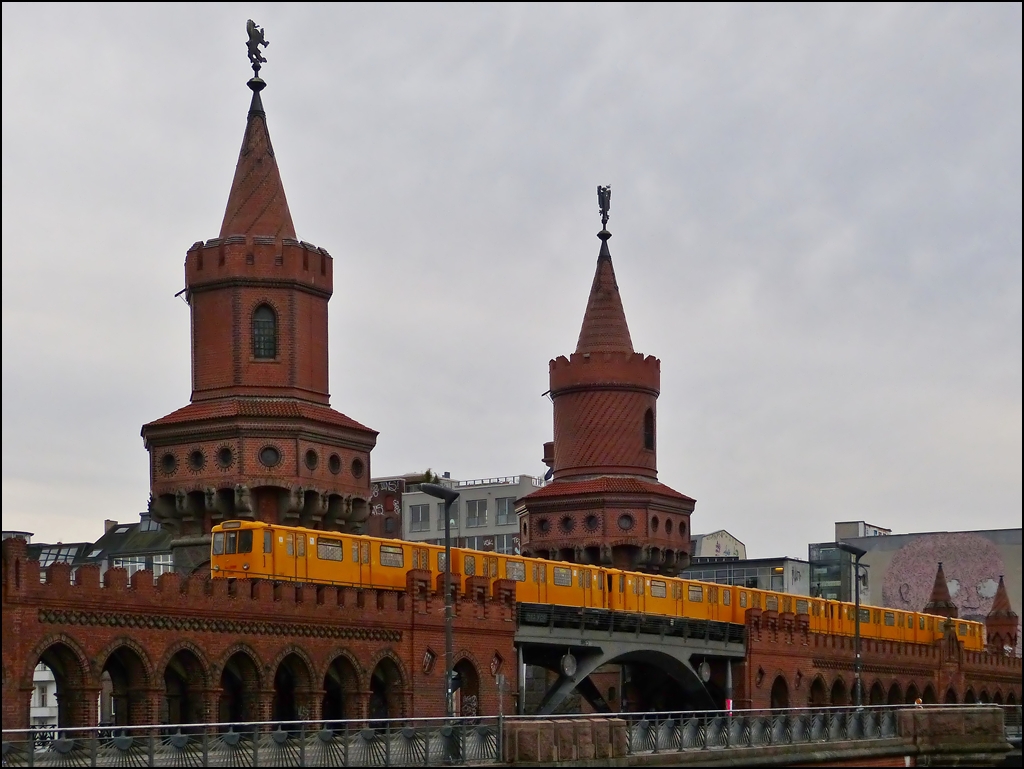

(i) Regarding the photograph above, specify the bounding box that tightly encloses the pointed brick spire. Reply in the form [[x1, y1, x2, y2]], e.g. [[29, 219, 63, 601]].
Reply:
[[985, 575, 1019, 654], [575, 231, 634, 354], [219, 79, 296, 240], [989, 575, 1015, 617], [923, 562, 958, 619]]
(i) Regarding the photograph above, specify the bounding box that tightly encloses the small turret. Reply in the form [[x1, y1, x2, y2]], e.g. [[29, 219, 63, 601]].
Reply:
[[985, 575, 1019, 655], [923, 562, 958, 619]]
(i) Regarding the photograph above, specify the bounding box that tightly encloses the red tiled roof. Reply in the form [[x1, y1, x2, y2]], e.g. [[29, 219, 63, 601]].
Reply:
[[523, 476, 693, 502], [575, 242, 634, 355], [220, 88, 296, 240], [145, 398, 375, 434]]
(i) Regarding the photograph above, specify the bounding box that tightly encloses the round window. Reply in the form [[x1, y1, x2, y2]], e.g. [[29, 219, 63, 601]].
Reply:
[[259, 445, 282, 468], [665, 519, 673, 535], [350, 457, 364, 478], [187, 450, 206, 471], [328, 454, 342, 474], [537, 518, 551, 534], [304, 449, 319, 471], [651, 516, 659, 532], [617, 514, 635, 531], [560, 516, 575, 533], [160, 453, 177, 475], [217, 446, 234, 468], [585, 514, 600, 531]]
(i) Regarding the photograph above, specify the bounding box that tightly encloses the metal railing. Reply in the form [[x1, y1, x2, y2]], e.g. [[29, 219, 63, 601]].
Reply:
[[3, 705, 1019, 766], [0, 716, 500, 767]]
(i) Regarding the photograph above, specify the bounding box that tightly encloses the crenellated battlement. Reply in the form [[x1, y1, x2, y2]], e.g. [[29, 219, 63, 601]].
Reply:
[[549, 351, 660, 395], [184, 236, 333, 296]]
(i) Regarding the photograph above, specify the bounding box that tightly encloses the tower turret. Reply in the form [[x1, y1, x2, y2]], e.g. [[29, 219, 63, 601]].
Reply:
[[985, 575, 1019, 655]]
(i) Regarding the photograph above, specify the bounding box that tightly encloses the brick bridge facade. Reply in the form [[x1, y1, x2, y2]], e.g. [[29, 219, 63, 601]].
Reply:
[[1, 537, 515, 730]]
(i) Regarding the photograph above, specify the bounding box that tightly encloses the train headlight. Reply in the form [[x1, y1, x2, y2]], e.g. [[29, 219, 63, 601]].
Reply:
[[243, 563, 249, 570], [213, 565, 220, 571]]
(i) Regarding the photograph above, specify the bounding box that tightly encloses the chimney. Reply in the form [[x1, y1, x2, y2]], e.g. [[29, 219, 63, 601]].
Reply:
[[104, 520, 118, 533]]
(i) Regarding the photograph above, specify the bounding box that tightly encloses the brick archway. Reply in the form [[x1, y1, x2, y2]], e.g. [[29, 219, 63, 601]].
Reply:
[[808, 675, 827, 706], [217, 645, 263, 723], [368, 651, 407, 721], [322, 650, 362, 722], [160, 643, 211, 726], [769, 674, 789, 709], [868, 680, 885, 705], [96, 638, 155, 726], [887, 681, 903, 705], [906, 682, 920, 704], [830, 676, 849, 706], [270, 647, 317, 722], [27, 635, 94, 729], [454, 652, 482, 717]]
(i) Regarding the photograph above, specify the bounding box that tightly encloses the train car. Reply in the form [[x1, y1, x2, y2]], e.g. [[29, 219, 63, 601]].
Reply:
[[209, 521, 985, 651]]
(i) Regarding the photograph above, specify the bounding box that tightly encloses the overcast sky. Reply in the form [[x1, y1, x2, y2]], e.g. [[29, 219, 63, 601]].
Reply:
[[2, 4, 1020, 558]]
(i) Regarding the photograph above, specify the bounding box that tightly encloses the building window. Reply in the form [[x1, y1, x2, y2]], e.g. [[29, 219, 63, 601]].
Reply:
[[113, 556, 146, 579], [496, 534, 519, 555], [152, 554, 174, 581], [384, 517, 396, 534], [466, 499, 487, 528], [643, 408, 655, 451], [438, 502, 459, 530], [463, 536, 484, 551], [496, 497, 516, 525], [409, 504, 430, 532], [252, 304, 277, 359]]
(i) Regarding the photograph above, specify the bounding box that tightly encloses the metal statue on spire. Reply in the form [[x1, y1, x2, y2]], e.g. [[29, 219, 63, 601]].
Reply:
[[246, 19, 270, 76], [598, 185, 611, 229]]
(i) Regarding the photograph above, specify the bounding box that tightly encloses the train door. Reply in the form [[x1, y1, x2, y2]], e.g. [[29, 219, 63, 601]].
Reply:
[[531, 562, 548, 604], [262, 529, 274, 576], [353, 540, 371, 587], [578, 567, 595, 608], [295, 532, 309, 582]]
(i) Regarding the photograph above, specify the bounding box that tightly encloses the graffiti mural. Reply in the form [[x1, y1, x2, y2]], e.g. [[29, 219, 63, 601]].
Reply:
[[881, 532, 1020, 652]]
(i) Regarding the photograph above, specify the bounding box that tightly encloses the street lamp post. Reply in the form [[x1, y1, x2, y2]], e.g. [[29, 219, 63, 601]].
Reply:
[[421, 482, 460, 719], [837, 542, 867, 708]]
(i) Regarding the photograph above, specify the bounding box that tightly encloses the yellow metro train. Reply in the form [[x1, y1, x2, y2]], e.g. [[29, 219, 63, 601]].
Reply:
[[210, 520, 985, 651]]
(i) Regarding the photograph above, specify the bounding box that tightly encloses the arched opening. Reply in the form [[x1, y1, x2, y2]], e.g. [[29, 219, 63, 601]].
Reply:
[[869, 681, 885, 706], [830, 677, 848, 706], [887, 682, 903, 705], [922, 685, 937, 705], [944, 687, 958, 704], [34, 644, 90, 729], [164, 649, 207, 727], [272, 653, 314, 722], [252, 304, 277, 359], [993, 691, 1004, 705], [963, 688, 977, 704], [1008, 691, 1017, 706], [101, 645, 150, 726], [808, 676, 827, 706], [643, 409, 655, 451], [454, 658, 481, 718], [905, 683, 920, 704], [770, 675, 789, 709], [219, 652, 261, 723], [322, 654, 360, 723], [369, 658, 405, 721], [979, 690, 990, 704]]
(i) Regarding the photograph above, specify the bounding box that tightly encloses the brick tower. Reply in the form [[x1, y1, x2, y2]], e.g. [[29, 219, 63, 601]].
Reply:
[[142, 69, 377, 573], [923, 562, 959, 619], [518, 188, 695, 574], [985, 575, 1019, 655]]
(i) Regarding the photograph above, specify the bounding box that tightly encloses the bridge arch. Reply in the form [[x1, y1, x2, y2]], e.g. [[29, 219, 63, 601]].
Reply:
[[922, 684, 937, 704], [887, 681, 902, 705], [368, 651, 407, 720], [808, 675, 827, 706], [159, 642, 211, 726], [217, 644, 263, 722], [944, 687, 958, 704], [905, 683, 920, 704], [993, 691, 1003, 705], [830, 676, 849, 705], [96, 637, 155, 726], [1007, 691, 1016, 706], [27, 634, 93, 728], [770, 674, 789, 708], [270, 647, 317, 722], [322, 649, 362, 722], [868, 680, 885, 705]]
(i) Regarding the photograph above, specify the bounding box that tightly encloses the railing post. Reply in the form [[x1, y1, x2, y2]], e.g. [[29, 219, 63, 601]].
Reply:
[[497, 712, 503, 764], [299, 721, 306, 766], [148, 731, 156, 766], [90, 730, 97, 767], [251, 723, 258, 767], [385, 719, 391, 766]]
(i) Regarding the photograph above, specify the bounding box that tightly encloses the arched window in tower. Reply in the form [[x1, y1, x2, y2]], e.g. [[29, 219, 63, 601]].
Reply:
[[252, 305, 277, 359], [643, 408, 655, 451]]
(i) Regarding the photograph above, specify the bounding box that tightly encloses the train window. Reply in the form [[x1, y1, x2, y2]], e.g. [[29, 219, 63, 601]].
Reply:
[[361, 543, 370, 564], [238, 530, 253, 554], [296, 535, 305, 557], [465, 555, 476, 576], [607, 574, 613, 593], [596, 571, 603, 590], [672, 583, 682, 600], [723, 589, 731, 606], [752, 593, 761, 609], [634, 578, 645, 596], [884, 612, 895, 626], [553, 567, 572, 587], [487, 557, 498, 578], [578, 569, 592, 588], [958, 623, 967, 636], [380, 545, 404, 568], [317, 538, 344, 561], [872, 610, 880, 624], [212, 532, 224, 555], [506, 561, 526, 582], [740, 592, 747, 608], [650, 580, 667, 598], [619, 575, 625, 593], [784, 597, 792, 613], [286, 533, 294, 556], [765, 595, 778, 612], [226, 531, 237, 554], [539, 565, 546, 583], [708, 587, 718, 604], [859, 609, 871, 623], [688, 585, 703, 602], [796, 600, 808, 615], [264, 531, 272, 554]]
